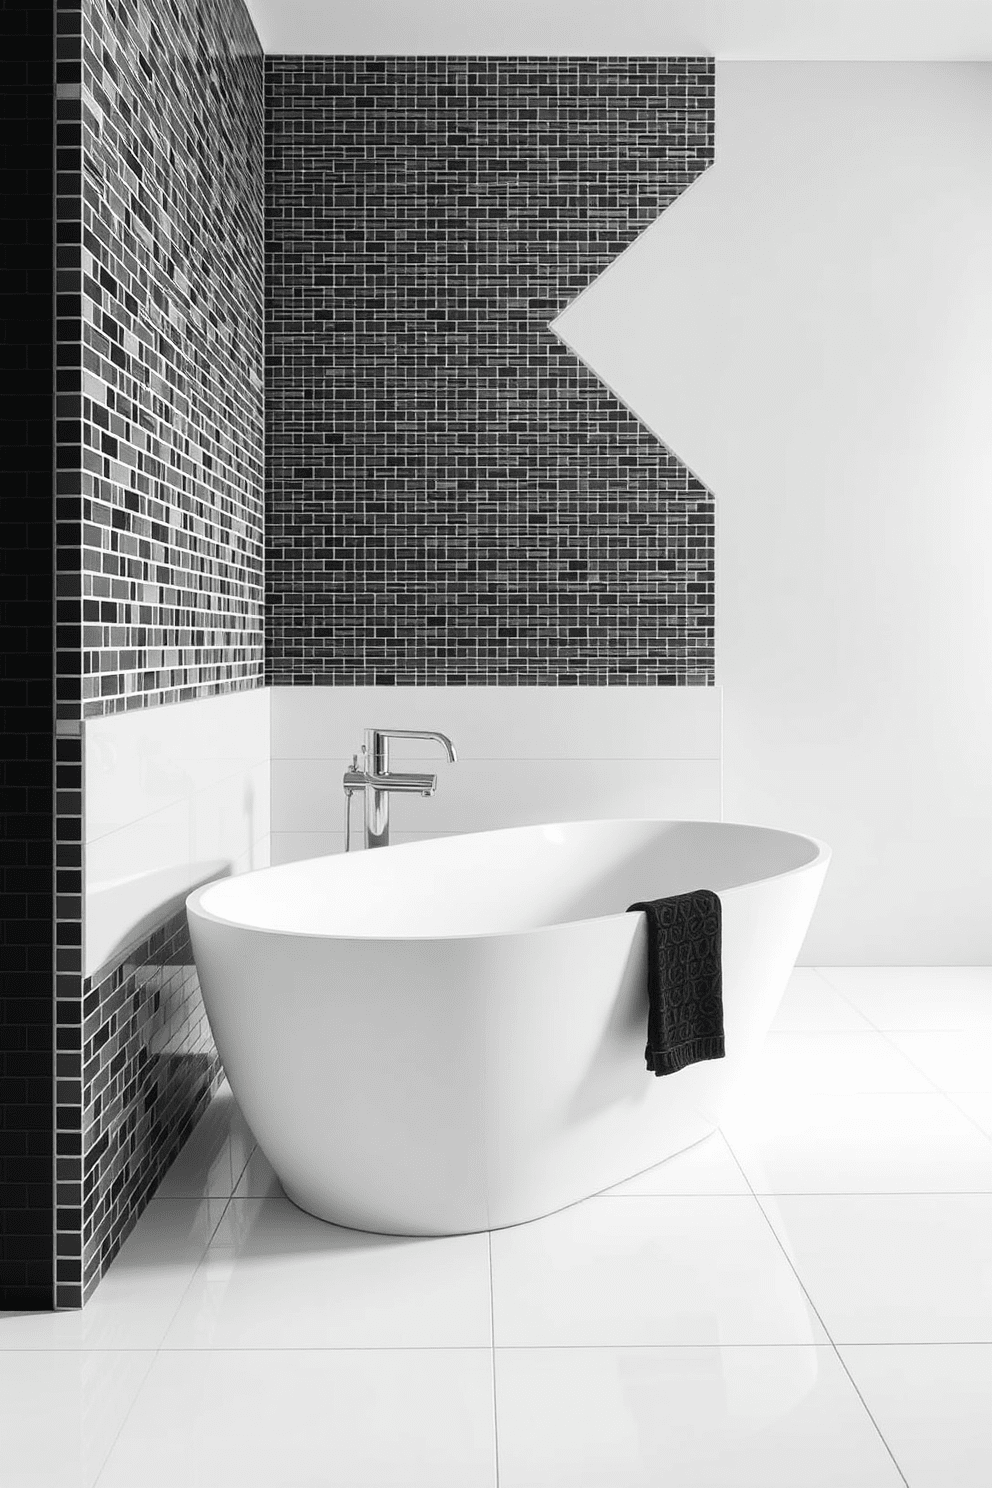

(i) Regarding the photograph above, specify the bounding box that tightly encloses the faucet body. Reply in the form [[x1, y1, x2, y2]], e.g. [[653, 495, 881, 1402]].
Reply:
[[343, 728, 457, 850]]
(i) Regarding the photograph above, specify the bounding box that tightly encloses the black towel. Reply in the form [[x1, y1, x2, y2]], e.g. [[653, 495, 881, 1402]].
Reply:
[[627, 890, 725, 1076]]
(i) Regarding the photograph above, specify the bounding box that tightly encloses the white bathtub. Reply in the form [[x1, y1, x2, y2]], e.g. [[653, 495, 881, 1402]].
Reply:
[[186, 819, 829, 1235]]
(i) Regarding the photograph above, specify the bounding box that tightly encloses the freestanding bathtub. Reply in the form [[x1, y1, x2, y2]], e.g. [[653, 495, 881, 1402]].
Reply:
[[186, 819, 829, 1235]]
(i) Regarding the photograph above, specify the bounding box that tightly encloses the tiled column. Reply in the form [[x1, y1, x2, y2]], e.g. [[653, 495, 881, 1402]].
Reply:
[[0, 0, 55, 1310]]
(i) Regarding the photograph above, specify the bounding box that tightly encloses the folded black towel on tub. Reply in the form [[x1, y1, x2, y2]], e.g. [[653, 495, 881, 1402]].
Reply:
[[626, 890, 725, 1076]]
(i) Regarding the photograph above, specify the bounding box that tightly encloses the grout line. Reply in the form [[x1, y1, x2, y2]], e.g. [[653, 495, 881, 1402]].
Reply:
[[941, 1091, 992, 1144], [811, 968, 883, 1026], [867, 1031, 992, 1130], [865, 1027, 944, 1094], [4, 1340, 990, 1354], [229, 1139, 257, 1199], [826, 1363, 913, 1487], [596, 1190, 751, 1198], [272, 756, 722, 764], [89, 1182, 237, 1485], [91, 1117, 243, 1485], [718, 681, 724, 820], [487, 1231, 500, 1488], [588, 1188, 992, 1197], [83, 758, 271, 847], [112, 1339, 992, 1351], [721, 1131, 911, 1487], [88, 1350, 159, 1488]]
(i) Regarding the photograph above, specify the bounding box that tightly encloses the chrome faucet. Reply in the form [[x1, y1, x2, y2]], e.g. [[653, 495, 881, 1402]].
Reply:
[[343, 727, 457, 850]]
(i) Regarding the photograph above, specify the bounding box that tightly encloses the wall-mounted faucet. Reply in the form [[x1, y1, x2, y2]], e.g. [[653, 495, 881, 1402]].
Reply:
[[343, 727, 457, 850]]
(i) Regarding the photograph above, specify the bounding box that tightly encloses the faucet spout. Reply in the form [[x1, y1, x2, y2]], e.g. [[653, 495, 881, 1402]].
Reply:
[[365, 727, 456, 764]]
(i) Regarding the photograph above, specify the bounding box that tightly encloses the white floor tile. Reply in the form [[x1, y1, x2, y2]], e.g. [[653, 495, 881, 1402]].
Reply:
[[816, 968, 992, 1029], [722, 1090, 992, 1193], [231, 1144, 281, 1198], [8, 970, 988, 1487], [490, 1195, 826, 1347], [95, 1348, 496, 1488], [770, 969, 874, 1031], [883, 1028, 992, 1094], [760, 1194, 992, 1342], [161, 1197, 492, 1349], [494, 1345, 902, 1488], [949, 1090, 992, 1138], [0, 1199, 227, 1350], [155, 1082, 255, 1200], [735, 1030, 934, 1097], [0, 1350, 155, 1488], [838, 1344, 992, 1488], [600, 1131, 751, 1196]]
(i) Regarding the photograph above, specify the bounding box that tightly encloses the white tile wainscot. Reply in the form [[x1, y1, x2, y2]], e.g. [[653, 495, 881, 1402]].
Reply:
[[269, 685, 723, 864], [84, 690, 271, 979]]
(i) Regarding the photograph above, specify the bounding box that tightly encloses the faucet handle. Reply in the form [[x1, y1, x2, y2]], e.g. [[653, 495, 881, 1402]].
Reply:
[[342, 753, 365, 790]]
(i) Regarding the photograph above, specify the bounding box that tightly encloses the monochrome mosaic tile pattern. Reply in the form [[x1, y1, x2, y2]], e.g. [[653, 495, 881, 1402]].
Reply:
[[266, 57, 715, 687], [55, 0, 265, 723], [52, 0, 263, 1308], [56, 910, 221, 1305], [0, 0, 55, 1310]]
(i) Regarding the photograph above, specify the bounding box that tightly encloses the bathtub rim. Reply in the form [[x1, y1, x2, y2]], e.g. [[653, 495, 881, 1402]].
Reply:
[[186, 816, 831, 945]]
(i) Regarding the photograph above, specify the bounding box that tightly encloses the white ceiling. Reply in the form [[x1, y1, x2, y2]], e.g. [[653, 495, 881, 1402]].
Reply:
[[244, 0, 992, 59]]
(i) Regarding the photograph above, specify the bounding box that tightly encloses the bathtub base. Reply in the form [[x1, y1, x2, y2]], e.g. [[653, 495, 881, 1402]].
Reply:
[[276, 1111, 719, 1236]]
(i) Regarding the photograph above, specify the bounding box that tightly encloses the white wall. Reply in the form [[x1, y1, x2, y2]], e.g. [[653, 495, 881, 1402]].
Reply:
[[84, 691, 271, 978], [244, 0, 992, 60], [554, 62, 992, 963], [269, 687, 722, 864]]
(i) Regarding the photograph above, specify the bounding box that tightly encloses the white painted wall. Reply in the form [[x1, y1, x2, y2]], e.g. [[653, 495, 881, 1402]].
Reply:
[[244, 0, 992, 60], [269, 687, 722, 865], [554, 61, 992, 963], [84, 691, 271, 978]]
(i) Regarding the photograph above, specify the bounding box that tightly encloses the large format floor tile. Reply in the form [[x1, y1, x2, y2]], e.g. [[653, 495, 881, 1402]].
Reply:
[[949, 1090, 992, 1139], [769, 968, 874, 1032], [0, 1199, 227, 1350], [760, 1194, 992, 1343], [155, 1082, 255, 1200], [490, 1195, 826, 1346], [734, 1030, 934, 1097], [161, 1197, 493, 1349], [882, 1028, 992, 1094], [0, 1350, 155, 1488], [838, 1344, 992, 1488], [722, 1090, 992, 1193], [600, 1131, 751, 1196], [95, 1348, 497, 1488], [816, 967, 992, 1029], [232, 1144, 281, 1198], [494, 1345, 903, 1488]]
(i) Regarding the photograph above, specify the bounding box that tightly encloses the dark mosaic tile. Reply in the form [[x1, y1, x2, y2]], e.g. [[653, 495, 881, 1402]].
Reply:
[[265, 56, 716, 686], [54, 905, 223, 1310], [0, 0, 55, 1311], [56, 0, 265, 724], [71, 911, 220, 1304]]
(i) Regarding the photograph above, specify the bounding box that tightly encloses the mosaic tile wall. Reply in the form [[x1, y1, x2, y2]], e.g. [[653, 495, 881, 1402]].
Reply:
[[56, 0, 265, 725], [266, 57, 715, 687], [66, 912, 222, 1303], [0, 0, 55, 1310], [52, 0, 263, 1307]]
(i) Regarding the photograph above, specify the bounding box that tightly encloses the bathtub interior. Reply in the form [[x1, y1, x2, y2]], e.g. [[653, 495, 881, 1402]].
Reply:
[[192, 819, 823, 940]]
